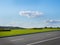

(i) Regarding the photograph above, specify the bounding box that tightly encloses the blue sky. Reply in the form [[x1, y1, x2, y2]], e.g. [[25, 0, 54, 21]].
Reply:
[[0, 0, 60, 28]]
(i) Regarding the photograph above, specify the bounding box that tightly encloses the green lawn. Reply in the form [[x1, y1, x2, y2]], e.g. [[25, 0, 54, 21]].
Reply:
[[0, 29, 60, 37]]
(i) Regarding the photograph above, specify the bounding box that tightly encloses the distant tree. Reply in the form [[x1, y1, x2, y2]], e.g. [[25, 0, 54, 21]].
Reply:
[[44, 27, 47, 28], [57, 27, 60, 29], [32, 28, 43, 30]]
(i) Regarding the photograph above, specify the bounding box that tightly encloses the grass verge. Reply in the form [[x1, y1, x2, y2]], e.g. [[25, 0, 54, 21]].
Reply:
[[0, 29, 60, 37]]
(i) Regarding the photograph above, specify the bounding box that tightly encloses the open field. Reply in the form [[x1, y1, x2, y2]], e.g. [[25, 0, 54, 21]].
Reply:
[[0, 28, 60, 37]]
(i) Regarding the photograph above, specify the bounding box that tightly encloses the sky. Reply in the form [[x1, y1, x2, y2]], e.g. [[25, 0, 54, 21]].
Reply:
[[0, 0, 60, 28]]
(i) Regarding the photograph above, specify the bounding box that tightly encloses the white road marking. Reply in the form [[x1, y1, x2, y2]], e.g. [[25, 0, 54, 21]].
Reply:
[[27, 37, 60, 45], [11, 38, 24, 41]]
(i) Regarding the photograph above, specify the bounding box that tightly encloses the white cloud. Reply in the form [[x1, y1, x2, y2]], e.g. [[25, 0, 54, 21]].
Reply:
[[46, 20, 60, 23], [45, 20, 60, 27], [19, 11, 43, 18]]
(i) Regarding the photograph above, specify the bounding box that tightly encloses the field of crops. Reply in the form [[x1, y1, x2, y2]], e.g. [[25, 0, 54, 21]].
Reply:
[[0, 28, 60, 37]]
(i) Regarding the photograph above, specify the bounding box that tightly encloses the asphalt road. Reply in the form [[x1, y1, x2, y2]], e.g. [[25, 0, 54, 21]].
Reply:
[[33, 37, 60, 45], [0, 31, 60, 45]]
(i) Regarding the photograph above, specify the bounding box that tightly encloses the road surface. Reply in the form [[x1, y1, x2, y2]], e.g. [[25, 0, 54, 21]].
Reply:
[[0, 31, 60, 45]]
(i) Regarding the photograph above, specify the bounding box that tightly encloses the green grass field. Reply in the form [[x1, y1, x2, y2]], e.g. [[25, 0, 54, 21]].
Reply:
[[0, 28, 60, 37]]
